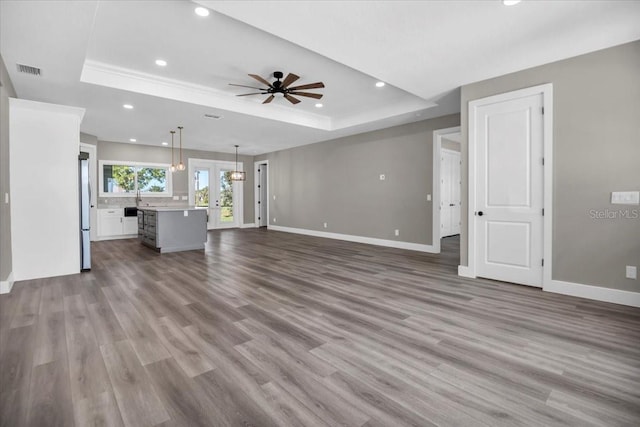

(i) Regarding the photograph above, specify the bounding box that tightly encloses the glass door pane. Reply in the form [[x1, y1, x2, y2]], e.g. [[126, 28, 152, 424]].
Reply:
[[216, 169, 236, 228], [194, 168, 213, 229]]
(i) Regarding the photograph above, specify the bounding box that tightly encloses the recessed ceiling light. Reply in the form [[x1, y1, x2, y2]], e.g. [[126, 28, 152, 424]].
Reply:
[[161, 141, 168, 146], [375, 81, 385, 88], [315, 103, 323, 108], [503, 0, 521, 5], [155, 59, 167, 67], [123, 104, 133, 109], [129, 138, 137, 142], [195, 7, 210, 17]]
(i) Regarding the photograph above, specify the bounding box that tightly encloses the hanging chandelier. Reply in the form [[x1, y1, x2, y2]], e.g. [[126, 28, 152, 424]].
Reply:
[[176, 126, 186, 171], [230, 145, 246, 181], [169, 130, 176, 172]]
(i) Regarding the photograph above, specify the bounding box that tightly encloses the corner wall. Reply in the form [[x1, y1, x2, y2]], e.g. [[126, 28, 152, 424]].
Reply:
[[461, 40, 640, 293], [258, 114, 460, 247]]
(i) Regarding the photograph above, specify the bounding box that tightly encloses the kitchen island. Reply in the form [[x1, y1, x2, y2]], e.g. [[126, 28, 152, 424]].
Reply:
[[137, 207, 207, 253]]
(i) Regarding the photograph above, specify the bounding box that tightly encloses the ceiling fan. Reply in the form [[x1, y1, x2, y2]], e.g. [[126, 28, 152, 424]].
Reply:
[[229, 71, 324, 104]]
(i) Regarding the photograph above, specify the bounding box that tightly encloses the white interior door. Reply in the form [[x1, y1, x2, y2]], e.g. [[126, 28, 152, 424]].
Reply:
[[440, 149, 461, 238], [192, 160, 241, 230], [475, 93, 544, 287]]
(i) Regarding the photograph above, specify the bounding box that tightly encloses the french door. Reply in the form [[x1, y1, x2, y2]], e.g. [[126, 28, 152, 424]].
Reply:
[[191, 160, 242, 229]]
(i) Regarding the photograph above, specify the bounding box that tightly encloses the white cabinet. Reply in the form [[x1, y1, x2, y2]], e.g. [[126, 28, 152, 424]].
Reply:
[[123, 217, 138, 235], [98, 209, 138, 239]]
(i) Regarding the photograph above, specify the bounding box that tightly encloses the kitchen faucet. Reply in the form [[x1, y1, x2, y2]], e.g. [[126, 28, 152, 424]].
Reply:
[[136, 189, 141, 206]]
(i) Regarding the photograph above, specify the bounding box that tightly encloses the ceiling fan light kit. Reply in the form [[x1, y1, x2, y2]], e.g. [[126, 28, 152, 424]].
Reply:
[[230, 71, 325, 105]]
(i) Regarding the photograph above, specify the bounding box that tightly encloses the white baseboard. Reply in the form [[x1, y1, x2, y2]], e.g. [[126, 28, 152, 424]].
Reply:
[[0, 272, 15, 294], [241, 223, 256, 229], [457, 265, 475, 278], [544, 279, 640, 308], [267, 225, 438, 253]]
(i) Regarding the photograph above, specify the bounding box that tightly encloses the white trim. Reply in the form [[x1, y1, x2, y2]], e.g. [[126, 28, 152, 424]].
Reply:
[[241, 223, 256, 229], [432, 126, 461, 254], [466, 84, 553, 286], [98, 159, 173, 197], [9, 98, 85, 121], [544, 279, 640, 308], [457, 265, 474, 278], [254, 160, 269, 227], [268, 225, 438, 253], [0, 272, 14, 294]]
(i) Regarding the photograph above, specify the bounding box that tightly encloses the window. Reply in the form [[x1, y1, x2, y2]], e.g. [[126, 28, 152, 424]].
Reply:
[[99, 161, 172, 196]]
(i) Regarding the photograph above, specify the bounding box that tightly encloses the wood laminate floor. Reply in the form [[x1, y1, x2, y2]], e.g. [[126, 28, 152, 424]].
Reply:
[[1, 229, 639, 426]]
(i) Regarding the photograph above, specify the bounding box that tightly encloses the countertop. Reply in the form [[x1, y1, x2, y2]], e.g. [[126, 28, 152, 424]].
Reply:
[[137, 206, 200, 212]]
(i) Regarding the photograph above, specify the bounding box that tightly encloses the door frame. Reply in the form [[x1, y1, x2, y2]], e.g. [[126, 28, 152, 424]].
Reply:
[[79, 143, 97, 241], [254, 160, 269, 227], [188, 158, 244, 229], [464, 83, 553, 287], [432, 126, 460, 253], [440, 148, 461, 238]]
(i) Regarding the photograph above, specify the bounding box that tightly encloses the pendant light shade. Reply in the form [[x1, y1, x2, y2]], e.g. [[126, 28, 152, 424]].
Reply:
[[169, 130, 176, 172], [177, 126, 186, 171], [230, 145, 245, 181]]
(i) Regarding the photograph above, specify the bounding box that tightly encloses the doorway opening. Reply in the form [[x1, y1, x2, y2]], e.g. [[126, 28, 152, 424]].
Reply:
[[432, 126, 461, 259]]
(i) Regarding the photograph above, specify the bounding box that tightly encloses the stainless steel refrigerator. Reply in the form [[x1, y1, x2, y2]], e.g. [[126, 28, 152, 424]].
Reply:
[[79, 152, 91, 271]]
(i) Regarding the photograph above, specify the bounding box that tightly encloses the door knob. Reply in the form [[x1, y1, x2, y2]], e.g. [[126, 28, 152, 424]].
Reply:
[[477, 211, 484, 216], [450, 203, 455, 207]]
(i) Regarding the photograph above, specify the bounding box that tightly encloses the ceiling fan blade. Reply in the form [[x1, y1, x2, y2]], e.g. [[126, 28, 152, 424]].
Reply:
[[287, 82, 325, 91], [289, 91, 323, 99], [281, 73, 300, 88], [263, 95, 275, 104], [284, 94, 301, 104], [248, 74, 273, 88], [236, 92, 267, 96], [229, 83, 267, 90]]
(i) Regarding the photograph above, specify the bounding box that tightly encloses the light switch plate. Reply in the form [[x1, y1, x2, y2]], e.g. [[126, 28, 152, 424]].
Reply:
[[183, 210, 188, 217], [4, 193, 8, 204], [181, 195, 188, 201], [626, 266, 637, 280], [611, 191, 640, 205], [427, 194, 431, 201], [173, 196, 179, 200]]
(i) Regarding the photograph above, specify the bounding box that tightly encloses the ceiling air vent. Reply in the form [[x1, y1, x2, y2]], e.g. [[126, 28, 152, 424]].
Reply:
[[204, 114, 222, 120], [17, 64, 41, 76]]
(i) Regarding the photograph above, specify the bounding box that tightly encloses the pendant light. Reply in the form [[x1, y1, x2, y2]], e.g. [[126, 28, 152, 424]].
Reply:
[[230, 145, 246, 181], [169, 130, 176, 172], [177, 126, 186, 171]]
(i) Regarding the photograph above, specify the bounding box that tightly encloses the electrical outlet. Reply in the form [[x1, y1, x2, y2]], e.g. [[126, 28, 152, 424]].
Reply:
[[626, 266, 637, 280], [323, 222, 328, 228], [273, 195, 276, 200], [379, 174, 386, 181], [394, 229, 399, 236], [4, 193, 8, 204], [427, 194, 431, 201], [181, 195, 188, 200], [183, 210, 189, 217], [273, 217, 276, 223], [173, 196, 179, 201]]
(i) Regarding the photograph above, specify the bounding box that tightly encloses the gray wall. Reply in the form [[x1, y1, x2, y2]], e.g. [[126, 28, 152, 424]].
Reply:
[[97, 140, 255, 224], [0, 55, 16, 282], [258, 114, 460, 245], [461, 40, 640, 292]]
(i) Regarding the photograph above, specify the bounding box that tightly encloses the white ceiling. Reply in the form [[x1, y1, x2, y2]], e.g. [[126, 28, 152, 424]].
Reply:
[[2, 0, 639, 155]]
